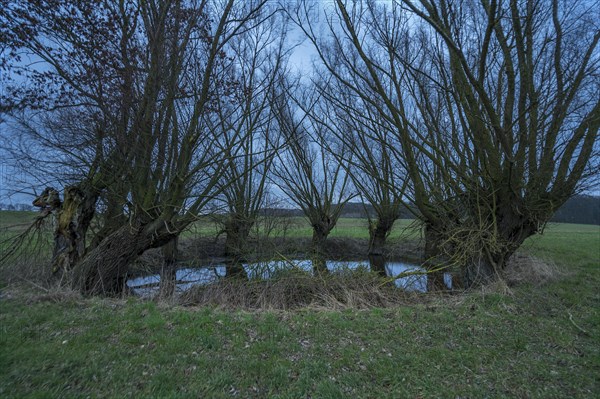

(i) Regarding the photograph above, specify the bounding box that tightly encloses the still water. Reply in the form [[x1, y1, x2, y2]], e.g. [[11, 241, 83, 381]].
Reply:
[[127, 259, 452, 296]]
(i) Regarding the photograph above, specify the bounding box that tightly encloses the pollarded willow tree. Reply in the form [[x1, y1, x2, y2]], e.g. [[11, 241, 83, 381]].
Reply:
[[312, 74, 411, 276], [1, 0, 141, 275], [1, 0, 278, 295], [296, 0, 599, 288], [292, 0, 461, 288], [210, 13, 290, 278], [270, 78, 354, 274], [401, 0, 600, 287]]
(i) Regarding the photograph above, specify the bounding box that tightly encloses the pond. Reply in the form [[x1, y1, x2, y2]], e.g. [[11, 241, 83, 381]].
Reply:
[[127, 259, 452, 297]]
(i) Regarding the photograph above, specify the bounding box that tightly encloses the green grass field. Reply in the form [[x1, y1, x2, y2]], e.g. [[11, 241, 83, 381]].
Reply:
[[0, 212, 599, 397], [0, 211, 39, 228], [179, 216, 421, 240]]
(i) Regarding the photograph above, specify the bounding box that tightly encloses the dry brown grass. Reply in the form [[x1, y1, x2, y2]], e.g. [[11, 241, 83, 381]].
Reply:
[[0, 281, 83, 305], [179, 269, 418, 310], [503, 252, 563, 287], [1, 257, 54, 286]]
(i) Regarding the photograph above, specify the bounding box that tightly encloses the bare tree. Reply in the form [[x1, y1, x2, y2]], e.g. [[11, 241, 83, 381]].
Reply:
[[295, 0, 599, 288], [2, 0, 142, 277], [313, 76, 410, 276], [270, 80, 354, 274], [400, 0, 600, 287], [209, 10, 289, 279], [290, 0, 449, 287], [1, 0, 276, 295]]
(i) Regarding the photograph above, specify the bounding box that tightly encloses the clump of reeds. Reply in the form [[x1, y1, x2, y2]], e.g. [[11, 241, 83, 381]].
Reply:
[[179, 267, 416, 310], [504, 253, 563, 287]]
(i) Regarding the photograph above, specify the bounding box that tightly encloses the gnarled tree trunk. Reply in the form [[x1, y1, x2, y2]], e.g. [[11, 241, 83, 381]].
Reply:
[[424, 196, 541, 290], [423, 223, 449, 292], [159, 236, 179, 297], [71, 220, 175, 296], [367, 217, 394, 276], [223, 217, 251, 279], [461, 205, 538, 288], [47, 185, 98, 276], [89, 195, 127, 251], [311, 216, 335, 275], [368, 254, 387, 277], [311, 228, 328, 274]]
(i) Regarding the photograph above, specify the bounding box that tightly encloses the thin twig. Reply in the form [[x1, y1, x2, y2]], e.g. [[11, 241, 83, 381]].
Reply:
[[14, 275, 51, 293], [568, 312, 590, 336]]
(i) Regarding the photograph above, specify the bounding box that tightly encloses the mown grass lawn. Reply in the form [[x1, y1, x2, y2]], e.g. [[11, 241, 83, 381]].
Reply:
[[0, 217, 598, 398]]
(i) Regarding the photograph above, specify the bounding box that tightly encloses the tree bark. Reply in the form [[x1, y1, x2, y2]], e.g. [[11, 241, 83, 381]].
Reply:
[[368, 228, 388, 256], [424, 216, 539, 291], [461, 205, 537, 288], [71, 220, 175, 295], [89, 196, 127, 250], [159, 236, 179, 297], [462, 255, 498, 288], [368, 254, 387, 276], [50, 185, 98, 275], [223, 217, 251, 279], [423, 223, 449, 291], [368, 218, 394, 276], [224, 259, 248, 279], [311, 228, 329, 275]]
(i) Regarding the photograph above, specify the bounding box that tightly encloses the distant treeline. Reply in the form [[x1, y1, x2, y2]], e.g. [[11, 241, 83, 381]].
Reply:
[[2, 195, 598, 225], [0, 203, 34, 212], [262, 195, 600, 226], [261, 202, 414, 219], [549, 195, 600, 225]]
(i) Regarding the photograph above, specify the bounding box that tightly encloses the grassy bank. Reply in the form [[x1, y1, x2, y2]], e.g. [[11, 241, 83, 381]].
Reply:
[[1, 222, 599, 397]]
